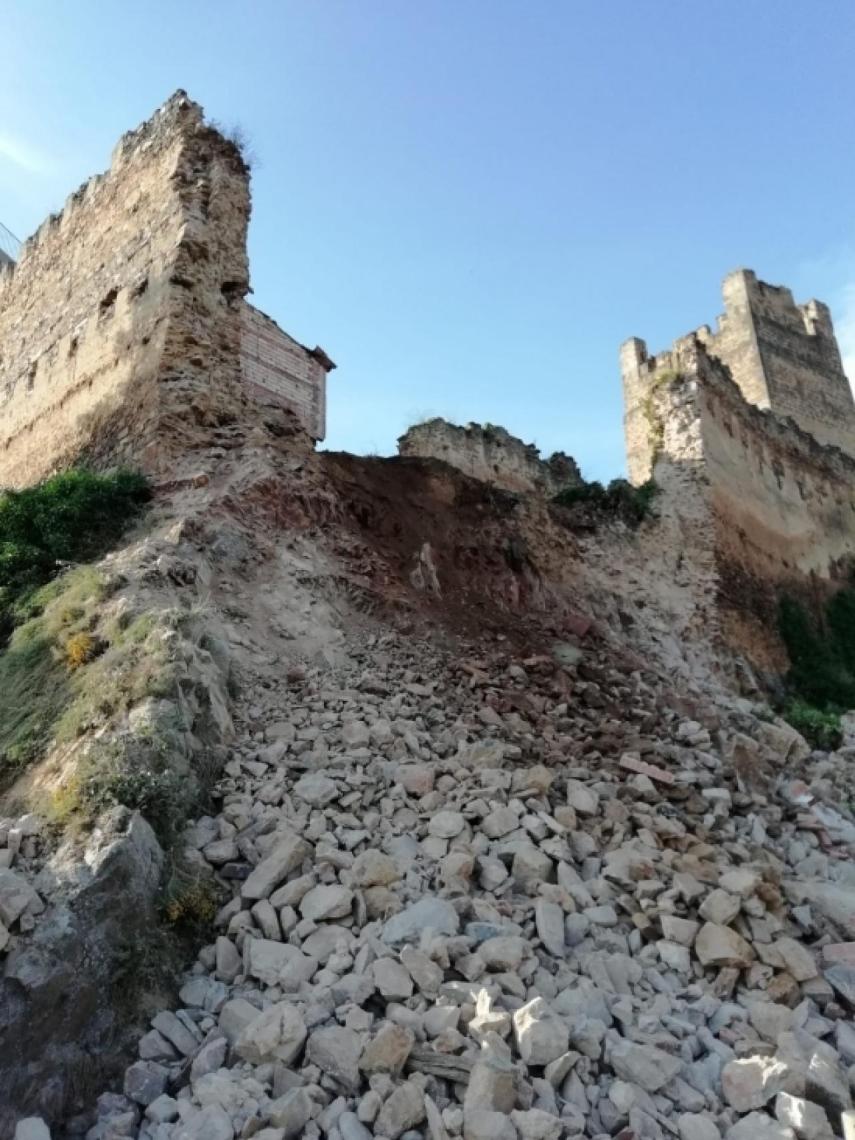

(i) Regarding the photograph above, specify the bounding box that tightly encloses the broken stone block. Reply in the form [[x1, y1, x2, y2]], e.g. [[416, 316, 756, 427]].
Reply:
[[695, 922, 755, 968], [512, 997, 569, 1066]]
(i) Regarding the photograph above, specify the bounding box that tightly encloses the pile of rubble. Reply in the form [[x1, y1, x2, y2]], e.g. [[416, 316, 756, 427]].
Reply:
[[18, 628, 855, 1140]]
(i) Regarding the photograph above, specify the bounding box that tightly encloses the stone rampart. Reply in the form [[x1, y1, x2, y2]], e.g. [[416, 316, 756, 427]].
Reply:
[[0, 93, 248, 487], [398, 419, 581, 496]]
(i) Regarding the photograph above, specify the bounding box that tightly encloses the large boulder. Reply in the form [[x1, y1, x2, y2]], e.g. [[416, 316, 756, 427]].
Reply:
[[0, 809, 164, 1135]]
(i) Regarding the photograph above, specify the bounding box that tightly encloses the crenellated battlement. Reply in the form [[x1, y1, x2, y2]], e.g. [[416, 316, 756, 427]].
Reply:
[[623, 269, 855, 481]]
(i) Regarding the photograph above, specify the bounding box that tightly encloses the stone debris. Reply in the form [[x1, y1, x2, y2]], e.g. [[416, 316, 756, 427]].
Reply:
[[18, 626, 855, 1140]]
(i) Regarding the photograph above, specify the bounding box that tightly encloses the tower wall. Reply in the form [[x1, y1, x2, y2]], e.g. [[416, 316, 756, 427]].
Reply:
[[0, 92, 251, 488]]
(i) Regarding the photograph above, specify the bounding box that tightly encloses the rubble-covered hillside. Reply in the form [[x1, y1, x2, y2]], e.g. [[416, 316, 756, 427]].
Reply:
[[4, 411, 855, 1140]]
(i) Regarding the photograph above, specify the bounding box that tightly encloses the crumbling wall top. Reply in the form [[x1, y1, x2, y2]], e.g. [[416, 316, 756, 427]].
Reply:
[[4, 90, 246, 291], [398, 417, 581, 496]]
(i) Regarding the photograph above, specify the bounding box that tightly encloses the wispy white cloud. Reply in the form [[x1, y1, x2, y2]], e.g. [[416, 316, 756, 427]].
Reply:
[[0, 131, 52, 175]]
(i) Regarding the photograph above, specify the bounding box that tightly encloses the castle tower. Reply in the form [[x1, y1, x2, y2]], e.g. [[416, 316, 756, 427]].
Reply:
[[622, 269, 855, 482], [703, 269, 855, 453]]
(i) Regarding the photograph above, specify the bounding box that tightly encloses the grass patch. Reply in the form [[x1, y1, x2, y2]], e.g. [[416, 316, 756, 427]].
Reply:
[[553, 477, 658, 527], [0, 629, 72, 773]]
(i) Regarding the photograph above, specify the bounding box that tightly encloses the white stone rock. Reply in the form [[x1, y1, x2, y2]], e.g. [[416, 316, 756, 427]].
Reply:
[[14, 1120, 52, 1140], [661, 915, 700, 946], [351, 849, 401, 887], [775, 1092, 834, 1140], [775, 937, 818, 982], [241, 832, 311, 901], [677, 1114, 721, 1140], [565, 780, 598, 816], [534, 899, 566, 957], [372, 957, 414, 1000], [464, 1109, 518, 1140], [300, 883, 353, 921], [0, 869, 39, 927], [699, 888, 741, 925], [306, 1025, 363, 1092], [511, 1108, 562, 1140], [609, 1040, 682, 1092], [512, 847, 553, 889], [725, 1110, 795, 1140], [234, 1001, 307, 1064], [173, 1104, 234, 1140], [695, 922, 755, 968], [244, 939, 317, 989], [374, 1077, 427, 1139], [480, 806, 519, 840], [429, 810, 466, 838], [382, 897, 460, 944], [294, 772, 338, 806], [512, 997, 569, 1066], [722, 1055, 790, 1112], [268, 1087, 315, 1136]]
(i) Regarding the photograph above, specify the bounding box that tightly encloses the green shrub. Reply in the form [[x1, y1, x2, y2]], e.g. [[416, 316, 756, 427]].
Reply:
[[553, 478, 658, 527], [780, 699, 842, 751], [0, 469, 150, 632], [777, 586, 855, 747]]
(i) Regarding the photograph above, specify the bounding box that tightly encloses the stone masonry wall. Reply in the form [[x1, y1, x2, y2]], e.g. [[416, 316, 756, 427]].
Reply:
[[398, 418, 581, 496], [0, 91, 250, 489], [240, 304, 333, 441]]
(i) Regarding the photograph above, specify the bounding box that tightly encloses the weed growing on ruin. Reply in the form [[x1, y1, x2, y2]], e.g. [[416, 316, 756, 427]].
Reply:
[[776, 588, 855, 747], [162, 862, 221, 934], [641, 368, 680, 467], [552, 478, 658, 527], [63, 631, 101, 670], [208, 120, 258, 169]]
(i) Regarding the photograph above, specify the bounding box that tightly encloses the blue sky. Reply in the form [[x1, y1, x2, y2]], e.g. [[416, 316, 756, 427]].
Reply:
[[3, 2, 855, 480]]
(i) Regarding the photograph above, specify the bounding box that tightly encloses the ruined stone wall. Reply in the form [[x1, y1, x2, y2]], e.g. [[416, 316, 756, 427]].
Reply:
[[0, 91, 250, 488], [635, 337, 855, 664], [398, 419, 581, 496], [240, 304, 332, 441]]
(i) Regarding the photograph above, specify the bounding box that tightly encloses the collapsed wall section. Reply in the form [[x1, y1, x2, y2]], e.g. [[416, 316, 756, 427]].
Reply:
[[398, 418, 581, 496], [0, 91, 251, 488]]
